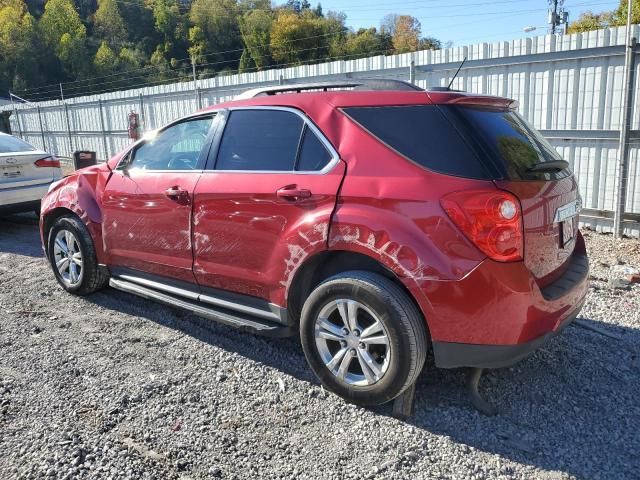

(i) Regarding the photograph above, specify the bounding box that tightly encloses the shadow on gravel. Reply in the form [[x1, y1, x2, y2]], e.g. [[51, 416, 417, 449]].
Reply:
[[0, 214, 43, 258], [88, 288, 317, 384], [6, 215, 637, 478], [89, 280, 640, 479], [400, 316, 640, 479]]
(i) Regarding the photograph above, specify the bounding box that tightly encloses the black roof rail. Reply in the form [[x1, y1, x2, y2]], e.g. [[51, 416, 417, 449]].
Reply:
[[235, 79, 423, 99]]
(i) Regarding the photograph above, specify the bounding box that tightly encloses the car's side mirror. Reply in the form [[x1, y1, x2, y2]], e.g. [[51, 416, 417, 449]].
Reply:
[[116, 149, 135, 174]]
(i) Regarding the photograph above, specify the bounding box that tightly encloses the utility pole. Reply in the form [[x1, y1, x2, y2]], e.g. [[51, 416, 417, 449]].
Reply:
[[191, 56, 202, 109], [614, 0, 636, 238], [548, 0, 569, 34], [191, 56, 198, 87], [59, 83, 64, 101]]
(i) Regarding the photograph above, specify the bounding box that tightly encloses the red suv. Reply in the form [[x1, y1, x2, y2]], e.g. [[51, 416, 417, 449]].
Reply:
[[40, 80, 588, 406]]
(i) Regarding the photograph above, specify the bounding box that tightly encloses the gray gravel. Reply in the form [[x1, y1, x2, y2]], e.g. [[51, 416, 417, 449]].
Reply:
[[1, 214, 639, 480]]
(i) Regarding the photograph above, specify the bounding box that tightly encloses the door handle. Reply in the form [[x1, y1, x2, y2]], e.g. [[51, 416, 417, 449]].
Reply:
[[276, 186, 312, 200], [164, 186, 190, 203]]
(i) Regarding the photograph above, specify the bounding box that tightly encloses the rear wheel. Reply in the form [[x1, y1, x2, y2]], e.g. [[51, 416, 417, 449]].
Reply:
[[47, 215, 109, 295], [300, 271, 428, 406]]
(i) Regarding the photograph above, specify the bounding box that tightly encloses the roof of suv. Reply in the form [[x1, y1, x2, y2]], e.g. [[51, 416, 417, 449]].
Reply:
[[203, 89, 517, 113]]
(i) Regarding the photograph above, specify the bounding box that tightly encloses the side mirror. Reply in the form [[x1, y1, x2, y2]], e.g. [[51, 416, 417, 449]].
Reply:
[[116, 150, 134, 174]]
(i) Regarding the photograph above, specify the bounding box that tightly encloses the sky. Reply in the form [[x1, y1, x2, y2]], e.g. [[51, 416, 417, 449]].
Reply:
[[307, 0, 623, 46]]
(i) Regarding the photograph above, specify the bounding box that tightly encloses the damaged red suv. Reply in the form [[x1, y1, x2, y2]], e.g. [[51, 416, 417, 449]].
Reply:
[[40, 80, 588, 406]]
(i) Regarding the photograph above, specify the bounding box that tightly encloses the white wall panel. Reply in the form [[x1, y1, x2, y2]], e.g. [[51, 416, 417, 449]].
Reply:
[[3, 26, 640, 221]]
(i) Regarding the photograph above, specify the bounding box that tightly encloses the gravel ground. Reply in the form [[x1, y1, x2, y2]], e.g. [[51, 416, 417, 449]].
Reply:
[[0, 215, 639, 480]]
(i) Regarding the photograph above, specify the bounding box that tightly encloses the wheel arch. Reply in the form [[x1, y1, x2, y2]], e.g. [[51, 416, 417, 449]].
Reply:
[[42, 207, 77, 259], [286, 249, 432, 340]]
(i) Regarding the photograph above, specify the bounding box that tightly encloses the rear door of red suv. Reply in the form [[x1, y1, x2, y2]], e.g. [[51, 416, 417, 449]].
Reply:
[[191, 106, 345, 305]]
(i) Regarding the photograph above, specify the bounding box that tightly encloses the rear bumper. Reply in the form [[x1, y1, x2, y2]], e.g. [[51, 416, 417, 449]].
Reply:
[[0, 182, 50, 210], [432, 299, 584, 368], [0, 199, 41, 215], [423, 233, 589, 369]]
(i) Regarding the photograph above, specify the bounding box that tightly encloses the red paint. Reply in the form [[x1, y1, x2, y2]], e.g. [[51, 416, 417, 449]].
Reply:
[[101, 169, 201, 283], [41, 88, 588, 359], [191, 162, 345, 304]]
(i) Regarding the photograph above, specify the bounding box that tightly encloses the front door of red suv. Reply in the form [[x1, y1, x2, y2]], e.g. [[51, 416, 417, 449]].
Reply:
[[192, 107, 345, 306], [102, 114, 216, 283]]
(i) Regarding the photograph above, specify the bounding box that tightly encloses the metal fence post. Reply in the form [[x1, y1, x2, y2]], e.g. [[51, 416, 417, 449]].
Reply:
[[138, 94, 145, 130], [98, 99, 109, 160], [64, 102, 73, 156], [613, 35, 637, 237], [409, 59, 416, 84], [36, 106, 46, 151]]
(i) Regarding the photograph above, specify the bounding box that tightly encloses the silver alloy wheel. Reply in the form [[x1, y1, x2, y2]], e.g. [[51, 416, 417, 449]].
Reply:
[[314, 299, 391, 386], [53, 229, 83, 286]]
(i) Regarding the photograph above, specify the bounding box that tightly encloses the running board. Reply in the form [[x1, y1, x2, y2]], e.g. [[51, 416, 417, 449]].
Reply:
[[109, 277, 294, 338]]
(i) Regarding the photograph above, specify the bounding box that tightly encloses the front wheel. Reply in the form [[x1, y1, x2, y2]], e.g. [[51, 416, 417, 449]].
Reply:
[[47, 215, 109, 295], [300, 271, 428, 406]]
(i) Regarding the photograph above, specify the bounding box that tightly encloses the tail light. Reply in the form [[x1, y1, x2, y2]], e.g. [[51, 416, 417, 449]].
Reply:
[[35, 156, 61, 168], [440, 189, 523, 262]]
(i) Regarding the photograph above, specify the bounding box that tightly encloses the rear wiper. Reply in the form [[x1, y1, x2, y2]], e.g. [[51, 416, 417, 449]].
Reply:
[[526, 160, 569, 173]]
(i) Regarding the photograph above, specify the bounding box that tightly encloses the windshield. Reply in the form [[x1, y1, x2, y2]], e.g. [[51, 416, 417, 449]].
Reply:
[[0, 135, 36, 154], [441, 106, 571, 181]]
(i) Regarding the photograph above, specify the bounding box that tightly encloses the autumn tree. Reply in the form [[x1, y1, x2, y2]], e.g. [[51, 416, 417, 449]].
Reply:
[[568, 11, 611, 33], [392, 15, 421, 53]]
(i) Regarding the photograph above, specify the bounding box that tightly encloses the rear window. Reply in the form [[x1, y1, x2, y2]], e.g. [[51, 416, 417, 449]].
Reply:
[[342, 105, 489, 179], [0, 135, 35, 153], [441, 106, 570, 181]]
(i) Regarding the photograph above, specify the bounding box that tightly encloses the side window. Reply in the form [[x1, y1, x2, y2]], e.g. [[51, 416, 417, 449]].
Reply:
[[128, 116, 213, 171], [296, 127, 333, 171], [343, 106, 489, 179], [215, 110, 303, 171]]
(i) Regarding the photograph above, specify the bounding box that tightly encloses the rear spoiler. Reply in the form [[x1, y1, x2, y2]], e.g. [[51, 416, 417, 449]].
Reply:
[[427, 92, 519, 111]]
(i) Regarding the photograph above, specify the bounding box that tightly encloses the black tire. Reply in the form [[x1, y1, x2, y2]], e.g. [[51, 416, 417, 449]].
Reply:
[[47, 215, 109, 295], [300, 271, 428, 406]]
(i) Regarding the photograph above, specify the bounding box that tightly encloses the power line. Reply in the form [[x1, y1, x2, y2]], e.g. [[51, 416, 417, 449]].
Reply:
[[17, 0, 611, 98]]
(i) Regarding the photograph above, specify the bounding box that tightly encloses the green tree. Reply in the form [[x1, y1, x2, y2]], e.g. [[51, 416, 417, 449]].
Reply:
[[40, 0, 86, 47], [270, 10, 329, 65], [94, 41, 119, 75], [611, 0, 640, 25], [189, 0, 242, 67], [0, 0, 41, 93], [343, 28, 388, 58], [239, 9, 273, 71], [94, 0, 127, 48]]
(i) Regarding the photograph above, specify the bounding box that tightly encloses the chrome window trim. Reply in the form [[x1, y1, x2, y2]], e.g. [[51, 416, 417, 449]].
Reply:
[[207, 105, 341, 175]]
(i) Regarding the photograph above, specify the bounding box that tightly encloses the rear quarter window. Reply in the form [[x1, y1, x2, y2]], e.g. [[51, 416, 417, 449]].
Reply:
[[441, 106, 571, 181], [342, 105, 489, 179]]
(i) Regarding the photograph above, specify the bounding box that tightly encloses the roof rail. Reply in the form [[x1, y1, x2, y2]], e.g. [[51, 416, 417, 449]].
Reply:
[[235, 79, 423, 99]]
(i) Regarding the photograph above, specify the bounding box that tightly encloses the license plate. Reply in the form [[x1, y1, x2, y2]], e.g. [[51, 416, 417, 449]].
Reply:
[[561, 218, 574, 247], [1, 166, 23, 179]]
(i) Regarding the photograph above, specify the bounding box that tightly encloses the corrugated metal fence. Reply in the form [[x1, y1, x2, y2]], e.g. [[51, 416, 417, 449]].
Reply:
[[3, 26, 640, 234]]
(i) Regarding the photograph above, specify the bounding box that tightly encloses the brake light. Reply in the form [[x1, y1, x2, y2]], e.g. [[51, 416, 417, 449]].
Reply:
[[441, 189, 523, 262], [34, 156, 61, 168]]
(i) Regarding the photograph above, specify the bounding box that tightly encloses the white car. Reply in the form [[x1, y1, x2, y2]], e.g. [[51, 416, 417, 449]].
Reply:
[[0, 133, 62, 216]]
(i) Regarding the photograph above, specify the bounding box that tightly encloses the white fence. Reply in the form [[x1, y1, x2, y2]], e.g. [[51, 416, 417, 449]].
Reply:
[[3, 26, 640, 234]]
